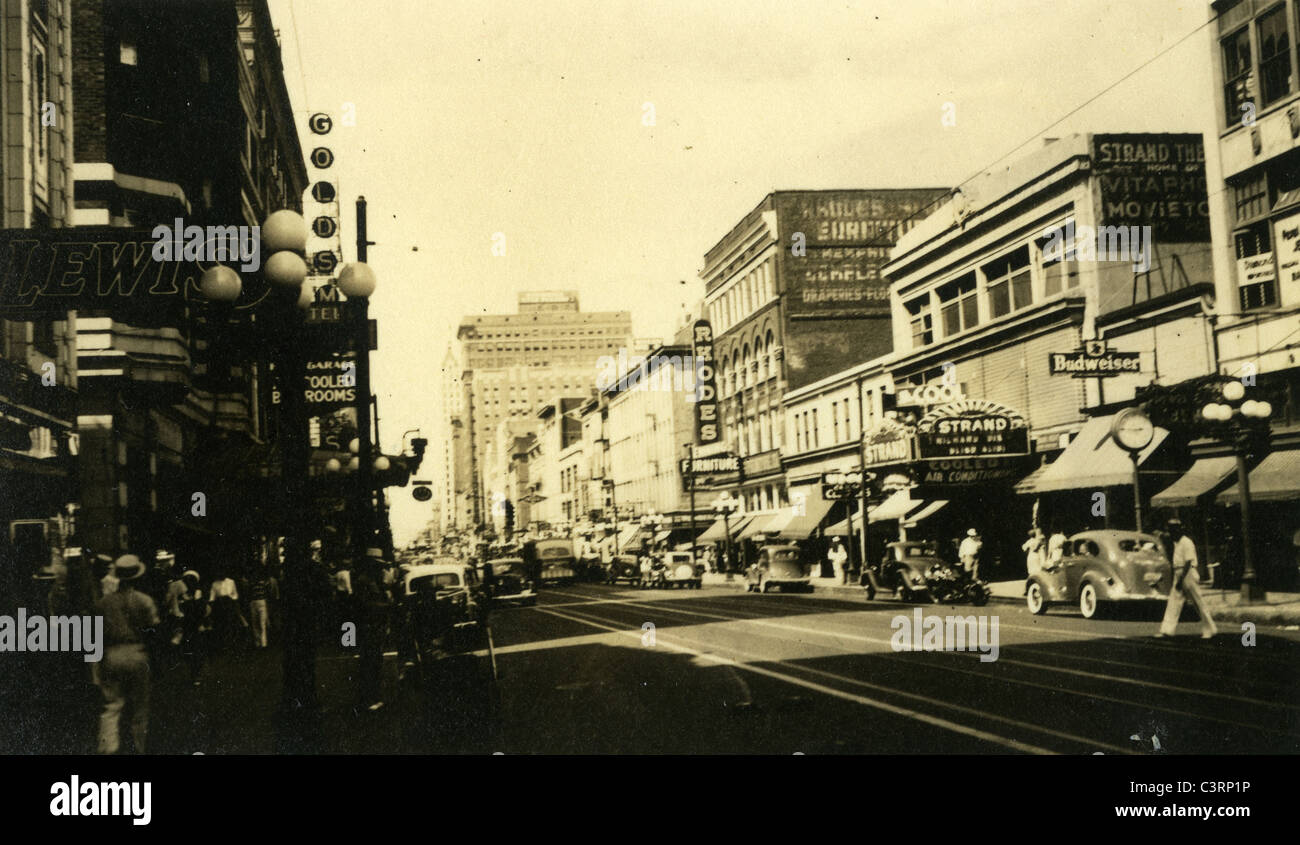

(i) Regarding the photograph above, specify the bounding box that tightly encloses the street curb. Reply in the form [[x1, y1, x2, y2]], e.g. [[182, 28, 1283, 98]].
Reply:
[[700, 578, 1300, 625]]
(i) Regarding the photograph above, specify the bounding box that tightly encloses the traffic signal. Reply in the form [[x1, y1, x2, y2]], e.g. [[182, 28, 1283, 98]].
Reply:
[[410, 437, 428, 470]]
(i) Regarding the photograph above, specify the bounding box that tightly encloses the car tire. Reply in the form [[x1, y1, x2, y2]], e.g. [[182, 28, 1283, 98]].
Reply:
[[1026, 582, 1047, 615], [1079, 582, 1101, 619], [897, 586, 911, 602], [761, 580, 771, 594]]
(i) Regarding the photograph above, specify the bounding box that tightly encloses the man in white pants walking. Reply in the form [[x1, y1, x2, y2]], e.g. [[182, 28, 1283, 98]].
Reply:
[[1156, 519, 1218, 639]]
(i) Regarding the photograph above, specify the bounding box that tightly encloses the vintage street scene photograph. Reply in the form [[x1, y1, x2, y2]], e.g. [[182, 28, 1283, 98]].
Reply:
[[0, 0, 1297, 795]]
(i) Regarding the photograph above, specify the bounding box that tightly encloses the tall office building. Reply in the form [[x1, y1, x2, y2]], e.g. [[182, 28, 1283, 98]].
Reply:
[[456, 291, 631, 525]]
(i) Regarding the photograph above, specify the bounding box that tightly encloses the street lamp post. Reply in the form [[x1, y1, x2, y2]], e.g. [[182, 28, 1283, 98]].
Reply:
[[1201, 381, 1272, 603], [342, 197, 379, 557], [201, 209, 321, 750], [712, 491, 738, 577], [823, 470, 871, 584]]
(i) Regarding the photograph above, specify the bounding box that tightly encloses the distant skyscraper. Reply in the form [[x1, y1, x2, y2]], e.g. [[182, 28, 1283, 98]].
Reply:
[[456, 291, 631, 525]]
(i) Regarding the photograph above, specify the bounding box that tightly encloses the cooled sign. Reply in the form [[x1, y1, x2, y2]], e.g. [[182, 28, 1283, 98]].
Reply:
[[275, 358, 356, 410], [915, 399, 1029, 459]]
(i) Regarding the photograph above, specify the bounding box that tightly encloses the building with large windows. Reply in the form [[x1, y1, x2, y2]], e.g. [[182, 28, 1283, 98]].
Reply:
[[456, 291, 631, 526], [699, 188, 946, 514], [882, 132, 1214, 579]]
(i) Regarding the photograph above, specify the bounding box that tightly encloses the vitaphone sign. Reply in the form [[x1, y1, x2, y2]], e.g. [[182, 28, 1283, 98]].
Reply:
[[691, 319, 720, 444]]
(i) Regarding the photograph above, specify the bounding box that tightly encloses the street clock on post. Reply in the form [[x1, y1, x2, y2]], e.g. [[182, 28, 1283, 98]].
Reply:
[[1111, 407, 1155, 533]]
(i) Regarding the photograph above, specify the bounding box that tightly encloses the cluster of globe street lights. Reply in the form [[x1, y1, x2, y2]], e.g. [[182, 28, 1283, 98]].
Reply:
[[197, 208, 378, 749], [1201, 379, 1274, 602]]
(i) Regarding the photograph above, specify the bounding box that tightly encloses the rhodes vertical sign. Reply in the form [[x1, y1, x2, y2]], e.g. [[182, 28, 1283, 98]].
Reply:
[[691, 319, 720, 444]]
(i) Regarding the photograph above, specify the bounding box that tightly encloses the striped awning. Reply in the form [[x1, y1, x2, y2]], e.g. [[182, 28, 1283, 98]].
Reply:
[[762, 497, 837, 540], [1150, 456, 1238, 508]]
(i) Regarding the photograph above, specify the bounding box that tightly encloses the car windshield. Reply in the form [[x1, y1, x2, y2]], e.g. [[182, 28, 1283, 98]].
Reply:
[[768, 550, 799, 564]]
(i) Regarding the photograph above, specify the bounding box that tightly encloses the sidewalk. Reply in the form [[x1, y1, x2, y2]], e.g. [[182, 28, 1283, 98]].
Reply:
[[700, 572, 1300, 626]]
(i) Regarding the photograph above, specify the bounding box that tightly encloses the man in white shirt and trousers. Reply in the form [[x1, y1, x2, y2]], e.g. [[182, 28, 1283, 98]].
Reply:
[[1156, 519, 1217, 639]]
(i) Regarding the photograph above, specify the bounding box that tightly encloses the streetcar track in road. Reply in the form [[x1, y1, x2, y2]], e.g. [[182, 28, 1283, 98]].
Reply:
[[555, 591, 1300, 742], [539, 601, 1144, 754], [531, 603, 1064, 754], [1012, 643, 1298, 694]]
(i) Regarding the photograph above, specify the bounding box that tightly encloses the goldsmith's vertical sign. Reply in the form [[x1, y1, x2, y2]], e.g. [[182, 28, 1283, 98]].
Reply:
[[691, 319, 720, 444]]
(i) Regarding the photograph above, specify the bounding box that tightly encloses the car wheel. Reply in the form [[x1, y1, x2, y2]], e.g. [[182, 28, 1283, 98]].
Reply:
[[897, 586, 911, 602], [761, 580, 771, 594], [1026, 582, 1046, 615], [1079, 582, 1100, 619]]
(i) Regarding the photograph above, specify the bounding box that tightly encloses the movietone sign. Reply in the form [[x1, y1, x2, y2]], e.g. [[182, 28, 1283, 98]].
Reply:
[[0, 228, 270, 324], [1091, 133, 1210, 242], [1048, 340, 1141, 378], [915, 399, 1029, 460], [774, 190, 949, 318], [691, 319, 720, 444]]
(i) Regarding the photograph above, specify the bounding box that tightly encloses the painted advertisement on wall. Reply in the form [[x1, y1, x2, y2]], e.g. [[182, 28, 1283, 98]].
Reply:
[[774, 189, 948, 319]]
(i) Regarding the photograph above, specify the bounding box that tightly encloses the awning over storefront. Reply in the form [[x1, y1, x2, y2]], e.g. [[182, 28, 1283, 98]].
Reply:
[[616, 524, 644, 550], [901, 500, 948, 526], [696, 514, 753, 544], [762, 497, 836, 540], [869, 489, 920, 522], [1217, 449, 1300, 504], [1150, 456, 1238, 508], [1013, 461, 1052, 495], [1022, 415, 1168, 494], [736, 511, 781, 540]]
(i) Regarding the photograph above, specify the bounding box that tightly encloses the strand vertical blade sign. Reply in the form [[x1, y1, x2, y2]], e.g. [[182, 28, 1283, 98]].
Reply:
[[692, 319, 720, 444]]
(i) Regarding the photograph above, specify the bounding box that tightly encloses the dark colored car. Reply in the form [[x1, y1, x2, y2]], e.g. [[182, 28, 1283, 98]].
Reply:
[[481, 557, 537, 607], [606, 554, 641, 585], [1025, 530, 1171, 619], [883, 541, 943, 602]]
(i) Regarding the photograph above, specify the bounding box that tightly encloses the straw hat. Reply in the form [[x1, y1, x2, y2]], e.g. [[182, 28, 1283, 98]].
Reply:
[[112, 554, 147, 581]]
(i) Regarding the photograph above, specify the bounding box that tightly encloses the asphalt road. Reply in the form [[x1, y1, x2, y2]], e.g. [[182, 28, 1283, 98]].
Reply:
[[482, 582, 1300, 755]]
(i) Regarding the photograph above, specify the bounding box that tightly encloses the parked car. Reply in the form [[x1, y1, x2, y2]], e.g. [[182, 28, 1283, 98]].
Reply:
[[881, 541, 942, 602], [660, 551, 702, 589], [606, 553, 641, 585], [1025, 530, 1171, 619], [480, 557, 537, 607], [402, 561, 488, 650], [745, 544, 812, 593]]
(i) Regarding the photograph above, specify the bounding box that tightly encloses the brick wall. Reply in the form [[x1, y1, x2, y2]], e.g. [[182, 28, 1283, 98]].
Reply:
[[70, 0, 105, 163]]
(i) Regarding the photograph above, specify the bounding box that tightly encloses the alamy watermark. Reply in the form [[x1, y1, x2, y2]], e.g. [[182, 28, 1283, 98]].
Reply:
[[1041, 221, 1152, 273], [151, 218, 260, 272], [0, 608, 103, 662], [890, 608, 999, 662], [595, 349, 706, 400]]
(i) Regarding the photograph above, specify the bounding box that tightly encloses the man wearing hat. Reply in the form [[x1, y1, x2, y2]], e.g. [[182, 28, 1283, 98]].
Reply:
[[1156, 519, 1217, 639], [94, 554, 160, 753], [959, 529, 983, 581]]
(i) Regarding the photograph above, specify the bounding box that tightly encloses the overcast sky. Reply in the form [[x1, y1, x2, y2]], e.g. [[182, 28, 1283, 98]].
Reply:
[[266, 0, 1218, 544]]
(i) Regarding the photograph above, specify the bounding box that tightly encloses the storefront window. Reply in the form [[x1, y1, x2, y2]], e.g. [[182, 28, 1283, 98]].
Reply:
[[1222, 26, 1253, 128], [1258, 5, 1292, 106]]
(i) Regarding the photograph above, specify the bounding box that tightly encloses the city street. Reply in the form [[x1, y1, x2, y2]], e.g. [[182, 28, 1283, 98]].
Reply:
[[142, 584, 1300, 755]]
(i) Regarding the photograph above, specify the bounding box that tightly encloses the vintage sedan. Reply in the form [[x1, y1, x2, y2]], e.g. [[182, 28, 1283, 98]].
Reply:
[[745, 544, 812, 593], [480, 557, 537, 607], [655, 551, 702, 589], [1024, 530, 1171, 619], [402, 561, 489, 648], [605, 553, 642, 585], [882, 541, 943, 602]]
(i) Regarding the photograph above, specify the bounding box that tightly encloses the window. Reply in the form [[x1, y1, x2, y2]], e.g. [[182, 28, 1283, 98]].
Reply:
[[1042, 247, 1079, 297], [198, 52, 210, 84], [795, 414, 804, 452], [906, 296, 933, 349], [1258, 6, 1291, 106], [1222, 26, 1252, 127], [120, 37, 138, 66], [811, 408, 819, 449], [1235, 221, 1278, 309], [984, 246, 1032, 318], [1234, 171, 1269, 223], [938, 273, 978, 336], [832, 401, 841, 443]]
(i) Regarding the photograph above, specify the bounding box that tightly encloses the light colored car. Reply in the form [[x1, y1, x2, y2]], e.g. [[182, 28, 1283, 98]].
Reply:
[[661, 551, 702, 589], [403, 562, 487, 630], [1025, 530, 1172, 619]]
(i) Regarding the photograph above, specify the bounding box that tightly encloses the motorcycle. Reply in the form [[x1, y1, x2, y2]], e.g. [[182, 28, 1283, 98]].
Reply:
[[923, 561, 991, 606]]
